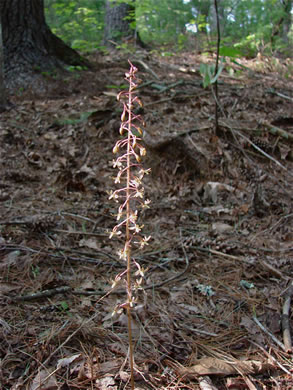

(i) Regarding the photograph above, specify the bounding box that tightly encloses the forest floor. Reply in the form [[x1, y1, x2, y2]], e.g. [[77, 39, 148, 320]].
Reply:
[[0, 48, 293, 390]]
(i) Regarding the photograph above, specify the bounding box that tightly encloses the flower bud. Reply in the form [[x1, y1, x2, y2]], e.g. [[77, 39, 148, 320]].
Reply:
[[140, 147, 146, 156], [121, 110, 126, 122]]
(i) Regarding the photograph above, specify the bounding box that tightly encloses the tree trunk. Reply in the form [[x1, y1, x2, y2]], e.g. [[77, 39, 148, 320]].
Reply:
[[209, 0, 224, 36], [0, 0, 90, 87], [281, 0, 292, 44], [103, 0, 145, 47], [271, 0, 292, 49], [0, 18, 6, 106]]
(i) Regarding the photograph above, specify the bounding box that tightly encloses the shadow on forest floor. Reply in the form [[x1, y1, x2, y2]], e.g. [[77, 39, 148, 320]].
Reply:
[[0, 49, 293, 389]]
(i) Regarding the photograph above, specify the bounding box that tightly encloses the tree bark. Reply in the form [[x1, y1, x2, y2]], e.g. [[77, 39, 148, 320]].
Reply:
[[209, 0, 224, 36], [271, 0, 292, 49], [103, 0, 145, 47], [0, 0, 90, 87], [0, 18, 6, 106], [281, 0, 292, 44]]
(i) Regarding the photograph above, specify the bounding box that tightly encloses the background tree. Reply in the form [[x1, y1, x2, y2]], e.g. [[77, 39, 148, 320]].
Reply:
[[42, 0, 292, 57], [0, 17, 6, 107], [271, 0, 293, 48], [0, 0, 90, 87], [104, 0, 145, 47], [281, 0, 293, 43], [136, 0, 192, 48], [104, 0, 133, 45], [45, 0, 105, 52], [282, 0, 292, 42]]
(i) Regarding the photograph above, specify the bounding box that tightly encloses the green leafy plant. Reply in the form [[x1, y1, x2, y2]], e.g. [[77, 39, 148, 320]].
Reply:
[[106, 84, 125, 90], [219, 46, 243, 58], [54, 111, 93, 126], [65, 65, 86, 72], [31, 265, 40, 279], [199, 58, 225, 88], [115, 42, 136, 54], [109, 61, 151, 389], [45, 0, 292, 57], [59, 301, 69, 312], [45, 0, 104, 51], [40, 70, 58, 79]]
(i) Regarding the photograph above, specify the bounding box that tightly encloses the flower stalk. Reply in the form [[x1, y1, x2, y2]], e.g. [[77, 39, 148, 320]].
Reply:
[[109, 60, 150, 389]]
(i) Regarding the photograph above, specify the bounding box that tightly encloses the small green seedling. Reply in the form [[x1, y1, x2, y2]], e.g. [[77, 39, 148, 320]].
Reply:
[[200, 57, 225, 88]]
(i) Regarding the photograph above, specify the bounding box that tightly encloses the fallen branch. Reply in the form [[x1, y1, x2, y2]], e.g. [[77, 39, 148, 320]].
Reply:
[[259, 259, 289, 280], [13, 286, 71, 302], [250, 340, 292, 377], [237, 131, 291, 174], [267, 89, 293, 103], [143, 235, 190, 290], [157, 80, 184, 93], [192, 245, 252, 265], [264, 121, 293, 142], [1, 243, 117, 264], [134, 59, 160, 80], [281, 280, 293, 353], [253, 316, 286, 352]]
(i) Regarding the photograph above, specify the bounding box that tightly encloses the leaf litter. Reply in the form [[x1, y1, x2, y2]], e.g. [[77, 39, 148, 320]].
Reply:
[[0, 50, 292, 389]]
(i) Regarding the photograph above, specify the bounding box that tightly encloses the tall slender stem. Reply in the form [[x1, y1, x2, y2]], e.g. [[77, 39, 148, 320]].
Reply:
[[110, 62, 149, 389], [214, 0, 221, 136], [126, 73, 135, 390]]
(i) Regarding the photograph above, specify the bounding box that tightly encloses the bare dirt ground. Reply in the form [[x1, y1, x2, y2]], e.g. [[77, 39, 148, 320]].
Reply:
[[0, 49, 293, 389]]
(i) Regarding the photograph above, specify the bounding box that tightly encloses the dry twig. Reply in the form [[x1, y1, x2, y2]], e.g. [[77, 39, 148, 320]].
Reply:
[[253, 316, 286, 352], [281, 280, 293, 352]]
